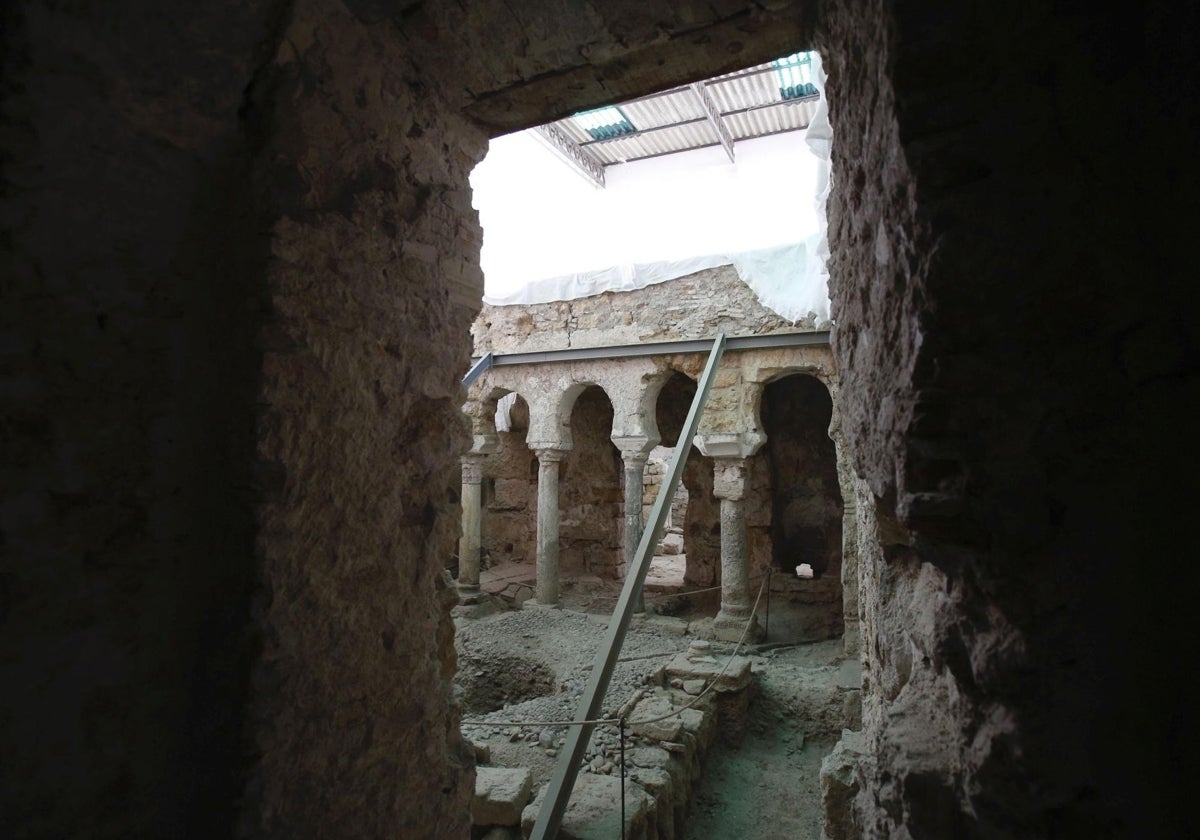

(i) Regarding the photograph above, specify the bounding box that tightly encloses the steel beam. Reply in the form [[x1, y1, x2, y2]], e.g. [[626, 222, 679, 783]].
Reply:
[[528, 333, 727, 840], [466, 330, 828, 372]]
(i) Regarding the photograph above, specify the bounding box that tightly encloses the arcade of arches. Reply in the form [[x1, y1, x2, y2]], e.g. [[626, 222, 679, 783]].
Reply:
[[460, 271, 854, 650], [4, 1, 1194, 839]]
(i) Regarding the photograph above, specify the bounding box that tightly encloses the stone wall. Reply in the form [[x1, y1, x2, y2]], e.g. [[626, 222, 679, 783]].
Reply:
[[472, 264, 815, 355], [681, 455, 722, 588], [480, 406, 537, 571], [2, 0, 488, 836], [817, 1, 1198, 835], [559, 387, 623, 576]]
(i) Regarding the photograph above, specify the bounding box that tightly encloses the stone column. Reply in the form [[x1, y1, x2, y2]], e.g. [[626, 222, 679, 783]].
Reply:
[[534, 448, 567, 606], [620, 449, 650, 613], [456, 453, 487, 602], [711, 457, 762, 642]]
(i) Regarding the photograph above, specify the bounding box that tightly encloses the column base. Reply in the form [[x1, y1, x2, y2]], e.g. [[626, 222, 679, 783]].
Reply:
[[712, 609, 764, 644], [521, 599, 561, 610], [456, 582, 483, 604]]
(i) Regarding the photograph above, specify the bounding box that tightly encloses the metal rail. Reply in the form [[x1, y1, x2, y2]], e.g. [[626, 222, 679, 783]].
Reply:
[[466, 329, 827, 373], [528, 333, 727, 840]]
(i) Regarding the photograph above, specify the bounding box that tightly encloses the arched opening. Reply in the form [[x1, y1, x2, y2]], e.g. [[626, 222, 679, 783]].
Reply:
[[560, 385, 623, 581], [759, 373, 844, 641], [476, 393, 538, 598], [647, 370, 720, 592]]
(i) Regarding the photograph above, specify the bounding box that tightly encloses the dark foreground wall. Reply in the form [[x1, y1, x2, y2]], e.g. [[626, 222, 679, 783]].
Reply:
[[819, 1, 1199, 835], [1, 0, 487, 835]]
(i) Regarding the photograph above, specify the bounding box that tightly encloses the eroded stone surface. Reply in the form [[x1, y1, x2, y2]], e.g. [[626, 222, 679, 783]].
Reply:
[[522, 773, 654, 840], [473, 266, 816, 356]]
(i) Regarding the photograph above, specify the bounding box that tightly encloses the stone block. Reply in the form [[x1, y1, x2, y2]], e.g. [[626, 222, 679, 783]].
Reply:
[[473, 766, 533, 827], [820, 730, 870, 840], [628, 693, 685, 742], [467, 731, 492, 764], [664, 650, 752, 692], [658, 532, 684, 555], [835, 658, 862, 690], [521, 774, 653, 840]]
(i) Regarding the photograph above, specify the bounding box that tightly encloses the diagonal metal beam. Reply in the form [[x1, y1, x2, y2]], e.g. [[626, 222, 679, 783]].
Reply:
[[461, 352, 494, 387], [532, 123, 606, 189], [690, 81, 735, 163], [528, 333, 727, 840]]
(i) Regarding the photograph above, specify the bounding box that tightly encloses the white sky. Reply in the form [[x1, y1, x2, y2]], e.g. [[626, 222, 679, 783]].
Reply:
[[469, 127, 824, 299]]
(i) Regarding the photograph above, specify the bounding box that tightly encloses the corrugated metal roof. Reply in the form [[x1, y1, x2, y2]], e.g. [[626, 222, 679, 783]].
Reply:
[[540, 52, 821, 171], [589, 121, 717, 165]]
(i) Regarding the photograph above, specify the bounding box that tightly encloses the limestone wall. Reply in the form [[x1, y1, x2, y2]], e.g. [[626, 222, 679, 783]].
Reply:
[[559, 387, 624, 576], [2, 1, 813, 836], [472, 264, 817, 355], [480, 425, 538, 571]]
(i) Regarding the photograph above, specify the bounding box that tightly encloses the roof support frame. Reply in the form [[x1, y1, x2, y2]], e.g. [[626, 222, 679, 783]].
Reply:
[[689, 80, 735, 163], [532, 123, 607, 189]]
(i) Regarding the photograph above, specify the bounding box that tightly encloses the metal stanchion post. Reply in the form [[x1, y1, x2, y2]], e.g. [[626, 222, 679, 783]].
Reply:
[[765, 566, 772, 641], [619, 718, 627, 840]]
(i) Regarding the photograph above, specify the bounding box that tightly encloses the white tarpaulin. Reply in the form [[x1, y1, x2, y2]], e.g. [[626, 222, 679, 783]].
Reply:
[[482, 239, 830, 324], [474, 53, 834, 325]]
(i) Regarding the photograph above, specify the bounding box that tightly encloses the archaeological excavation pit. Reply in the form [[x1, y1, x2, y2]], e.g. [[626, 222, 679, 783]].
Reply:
[[456, 655, 557, 716], [453, 599, 860, 838]]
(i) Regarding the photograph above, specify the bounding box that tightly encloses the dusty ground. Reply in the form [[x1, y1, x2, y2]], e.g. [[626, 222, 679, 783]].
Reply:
[[454, 568, 860, 839]]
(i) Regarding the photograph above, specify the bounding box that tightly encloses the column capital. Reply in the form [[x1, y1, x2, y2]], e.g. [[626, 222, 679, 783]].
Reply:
[[461, 456, 485, 485], [533, 447, 569, 463], [611, 434, 658, 462], [694, 431, 766, 460], [468, 433, 500, 456]]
